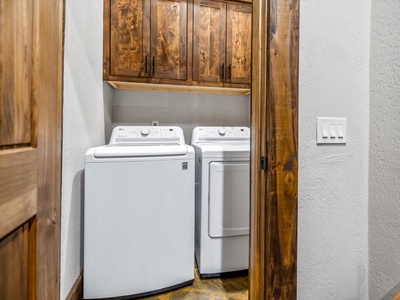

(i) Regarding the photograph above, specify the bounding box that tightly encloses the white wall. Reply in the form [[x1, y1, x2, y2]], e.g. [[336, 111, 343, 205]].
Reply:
[[61, 1, 110, 299], [298, 1, 370, 299], [111, 90, 250, 143], [369, 1, 400, 299], [61, 0, 374, 298]]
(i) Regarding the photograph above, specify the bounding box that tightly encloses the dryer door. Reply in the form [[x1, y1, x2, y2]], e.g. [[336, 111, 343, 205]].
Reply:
[[208, 161, 250, 238]]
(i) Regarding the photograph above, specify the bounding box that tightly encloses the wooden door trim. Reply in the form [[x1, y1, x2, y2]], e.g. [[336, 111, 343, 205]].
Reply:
[[32, 0, 64, 299], [250, 0, 299, 298]]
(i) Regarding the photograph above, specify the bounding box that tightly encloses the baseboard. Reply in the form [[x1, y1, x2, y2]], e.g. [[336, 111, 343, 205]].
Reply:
[[65, 271, 83, 300]]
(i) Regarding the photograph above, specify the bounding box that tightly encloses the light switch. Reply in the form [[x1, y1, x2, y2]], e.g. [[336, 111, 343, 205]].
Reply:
[[322, 124, 329, 138], [317, 117, 347, 144], [337, 124, 344, 138], [329, 124, 336, 138]]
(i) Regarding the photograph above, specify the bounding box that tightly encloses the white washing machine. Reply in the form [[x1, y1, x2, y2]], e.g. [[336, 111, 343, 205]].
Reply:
[[191, 126, 250, 277], [84, 126, 194, 299]]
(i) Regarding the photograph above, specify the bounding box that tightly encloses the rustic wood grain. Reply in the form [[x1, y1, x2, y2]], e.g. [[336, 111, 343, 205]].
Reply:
[[151, 0, 187, 80], [193, 0, 226, 83], [250, 0, 299, 298], [32, 0, 64, 298], [103, 0, 111, 79], [108, 81, 250, 95], [110, 0, 151, 77], [226, 3, 251, 84], [0, 0, 33, 147], [28, 217, 37, 299], [0, 0, 62, 298], [0, 148, 37, 240], [266, 0, 299, 298], [0, 223, 29, 300], [249, 0, 268, 298]]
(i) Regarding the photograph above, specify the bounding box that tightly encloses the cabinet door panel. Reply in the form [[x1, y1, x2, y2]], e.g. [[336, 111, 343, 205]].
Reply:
[[110, 0, 151, 77], [226, 4, 251, 84], [151, 0, 187, 80], [193, 0, 226, 83]]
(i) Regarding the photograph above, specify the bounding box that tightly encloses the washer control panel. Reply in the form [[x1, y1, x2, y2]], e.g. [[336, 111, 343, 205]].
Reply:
[[109, 126, 185, 145], [191, 127, 250, 143]]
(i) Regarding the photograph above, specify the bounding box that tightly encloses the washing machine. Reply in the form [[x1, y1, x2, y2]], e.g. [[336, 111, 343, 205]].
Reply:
[[191, 126, 250, 277], [84, 126, 195, 299]]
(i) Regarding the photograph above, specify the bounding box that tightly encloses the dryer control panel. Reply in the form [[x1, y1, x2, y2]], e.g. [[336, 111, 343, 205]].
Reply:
[[109, 126, 186, 145], [191, 127, 250, 143]]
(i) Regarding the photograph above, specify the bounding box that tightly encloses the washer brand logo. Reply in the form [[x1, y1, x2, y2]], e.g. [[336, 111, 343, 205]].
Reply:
[[182, 162, 188, 170]]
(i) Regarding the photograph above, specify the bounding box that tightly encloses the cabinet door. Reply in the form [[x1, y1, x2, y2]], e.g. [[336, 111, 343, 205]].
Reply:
[[226, 3, 251, 84], [193, 0, 226, 83], [151, 0, 187, 80], [110, 0, 151, 77]]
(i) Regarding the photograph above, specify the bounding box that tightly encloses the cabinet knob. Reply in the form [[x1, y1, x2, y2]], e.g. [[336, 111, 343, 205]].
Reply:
[[222, 63, 225, 79]]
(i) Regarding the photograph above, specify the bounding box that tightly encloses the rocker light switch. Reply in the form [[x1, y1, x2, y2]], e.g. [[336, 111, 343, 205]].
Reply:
[[322, 124, 329, 138], [317, 117, 347, 144]]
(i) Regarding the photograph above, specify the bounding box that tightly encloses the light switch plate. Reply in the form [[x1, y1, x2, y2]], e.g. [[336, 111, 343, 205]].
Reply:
[[317, 117, 347, 144]]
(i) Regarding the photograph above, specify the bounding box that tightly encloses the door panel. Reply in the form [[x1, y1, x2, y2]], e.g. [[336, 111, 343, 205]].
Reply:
[[193, 0, 226, 83], [0, 223, 29, 299], [151, 0, 187, 80], [208, 161, 250, 238], [110, 0, 151, 77], [0, 0, 63, 298], [226, 4, 251, 84], [0, 149, 37, 239], [0, 1, 37, 298], [0, 0, 33, 146]]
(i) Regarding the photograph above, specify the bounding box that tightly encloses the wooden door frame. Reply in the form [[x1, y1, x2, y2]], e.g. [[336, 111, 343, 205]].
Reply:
[[250, 0, 299, 299], [33, 0, 64, 299]]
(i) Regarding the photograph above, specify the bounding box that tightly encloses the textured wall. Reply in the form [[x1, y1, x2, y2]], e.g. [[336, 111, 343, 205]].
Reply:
[[61, 1, 109, 299], [298, 1, 370, 298], [369, 1, 400, 299], [111, 90, 250, 143], [61, 0, 373, 298]]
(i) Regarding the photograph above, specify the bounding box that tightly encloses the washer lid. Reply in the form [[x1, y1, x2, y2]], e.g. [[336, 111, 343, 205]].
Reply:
[[110, 126, 186, 146], [93, 144, 189, 158]]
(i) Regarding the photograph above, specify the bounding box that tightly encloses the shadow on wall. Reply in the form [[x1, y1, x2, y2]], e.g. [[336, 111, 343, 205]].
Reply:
[[103, 82, 113, 143], [66, 169, 85, 271], [109, 89, 251, 142]]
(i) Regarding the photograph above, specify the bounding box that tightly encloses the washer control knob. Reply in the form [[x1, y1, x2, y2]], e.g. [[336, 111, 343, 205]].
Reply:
[[141, 128, 150, 136], [218, 129, 226, 136]]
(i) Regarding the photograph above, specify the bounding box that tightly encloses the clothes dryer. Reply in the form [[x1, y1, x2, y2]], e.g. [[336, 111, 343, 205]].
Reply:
[[84, 126, 194, 299], [191, 126, 250, 277]]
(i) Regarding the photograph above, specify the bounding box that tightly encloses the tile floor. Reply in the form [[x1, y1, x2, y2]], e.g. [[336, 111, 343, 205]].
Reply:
[[141, 269, 248, 300]]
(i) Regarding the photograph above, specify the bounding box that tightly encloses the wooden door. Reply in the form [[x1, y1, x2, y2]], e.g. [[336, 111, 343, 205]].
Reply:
[[193, 0, 226, 84], [0, 0, 63, 299], [151, 0, 187, 80], [0, 1, 36, 298], [226, 3, 251, 84], [250, 0, 299, 299], [110, 0, 151, 77]]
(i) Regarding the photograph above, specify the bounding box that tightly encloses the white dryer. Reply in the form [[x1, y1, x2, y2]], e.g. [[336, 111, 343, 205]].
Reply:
[[84, 126, 194, 299], [191, 126, 250, 277]]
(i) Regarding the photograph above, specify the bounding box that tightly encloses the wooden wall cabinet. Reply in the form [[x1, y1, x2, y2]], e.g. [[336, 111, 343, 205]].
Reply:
[[193, 0, 251, 86], [104, 0, 251, 92], [105, 0, 187, 81]]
